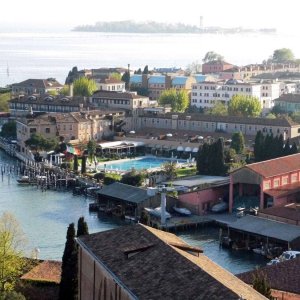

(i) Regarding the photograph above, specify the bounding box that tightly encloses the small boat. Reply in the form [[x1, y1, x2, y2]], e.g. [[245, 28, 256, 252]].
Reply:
[[252, 246, 266, 255], [211, 201, 228, 213], [279, 250, 300, 261], [17, 176, 31, 185], [173, 206, 192, 216], [267, 258, 280, 266], [144, 207, 171, 219]]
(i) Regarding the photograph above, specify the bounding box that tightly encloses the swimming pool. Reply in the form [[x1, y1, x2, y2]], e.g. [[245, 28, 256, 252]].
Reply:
[[97, 156, 186, 172]]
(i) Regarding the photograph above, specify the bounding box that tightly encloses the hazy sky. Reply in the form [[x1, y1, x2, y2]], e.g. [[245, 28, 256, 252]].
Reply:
[[1, 0, 299, 33]]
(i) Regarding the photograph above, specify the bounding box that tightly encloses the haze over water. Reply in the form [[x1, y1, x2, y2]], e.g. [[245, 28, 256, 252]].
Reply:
[[1, 28, 300, 87]]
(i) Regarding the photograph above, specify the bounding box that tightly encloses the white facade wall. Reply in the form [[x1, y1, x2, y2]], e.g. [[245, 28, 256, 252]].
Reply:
[[191, 82, 281, 113]]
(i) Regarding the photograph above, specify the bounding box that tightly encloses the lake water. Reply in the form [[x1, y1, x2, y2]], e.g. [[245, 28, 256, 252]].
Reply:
[[1, 29, 300, 87], [0, 149, 268, 274]]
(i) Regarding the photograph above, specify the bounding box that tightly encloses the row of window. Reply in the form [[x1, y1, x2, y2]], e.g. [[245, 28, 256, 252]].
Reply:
[[193, 85, 252, 92]]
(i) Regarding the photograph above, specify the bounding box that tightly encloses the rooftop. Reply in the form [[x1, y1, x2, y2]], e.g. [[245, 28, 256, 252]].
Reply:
[[259, 203, 300, 221], [92, 90, 148, 99], [274, 93, 300, 103], [21, 260, 61, 284], [172, 76, 188, 85], [229, 215, 300, 242], [238, 258, 300, 295], [148, 75, 166, 84], [96, 182, 150, 204], [246, 153, 300, 178], [78, 224, 265, 300], [12, 79, 63, 89]]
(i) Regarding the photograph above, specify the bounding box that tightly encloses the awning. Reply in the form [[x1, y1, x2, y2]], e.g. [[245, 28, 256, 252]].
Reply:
[[185, 147, 192, 152], [193, 147, 199, 153], [177, 146, 184, 151]]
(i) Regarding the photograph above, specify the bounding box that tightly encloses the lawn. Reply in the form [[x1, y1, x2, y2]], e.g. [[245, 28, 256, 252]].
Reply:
[[175, 166, 197, 178]]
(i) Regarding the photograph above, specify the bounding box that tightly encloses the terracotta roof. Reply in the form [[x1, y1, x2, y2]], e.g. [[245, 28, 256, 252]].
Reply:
[[92, 90, 148, 99], [21, 260, 61, 284], [13, 79, 63, 89], [264, 181, 300, 198], [78, 224, 266, 299], [98, 78, 124, 84], [203, 60, 232, 65], [238, 258, 300, 295], [246, 153, 300, 178], [259, 204, 300, 221]]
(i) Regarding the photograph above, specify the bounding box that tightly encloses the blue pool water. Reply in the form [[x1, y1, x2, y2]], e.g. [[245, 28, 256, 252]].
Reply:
[[98, 157, 185, 171]]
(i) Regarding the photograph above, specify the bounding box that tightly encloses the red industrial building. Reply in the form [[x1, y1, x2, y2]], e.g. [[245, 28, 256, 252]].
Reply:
[[229, 153, 300, 213]]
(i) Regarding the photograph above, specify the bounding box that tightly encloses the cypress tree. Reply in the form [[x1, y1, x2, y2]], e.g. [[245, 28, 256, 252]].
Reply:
[[252, 271, 272, 299], [283, 138, 291, 156], [81, 156, 86, 174], [230, 132, 245, 154], [197, 143, 209, 175], [278, 134, 284, 157], [73, 155, 78, 172], [212, 138, 227, 176], [77, 217, 89, 236], [264, 134, 273, 160], [59, 223, 78, 300], [290, 142, 298, 155], [254, 131, 264, 162], [142, 65, 149, 74]]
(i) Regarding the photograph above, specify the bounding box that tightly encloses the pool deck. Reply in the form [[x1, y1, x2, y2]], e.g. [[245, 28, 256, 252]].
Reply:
[[149, 213, 239, 231]]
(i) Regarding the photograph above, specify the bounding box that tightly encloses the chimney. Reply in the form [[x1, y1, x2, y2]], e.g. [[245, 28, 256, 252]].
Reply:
[[69, 84, 73, 97]]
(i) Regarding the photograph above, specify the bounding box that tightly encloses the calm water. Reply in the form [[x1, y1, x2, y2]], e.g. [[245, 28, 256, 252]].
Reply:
[[1, 29, 300, 87], [98, 157, 185, 171], [0, 150, 267, 273]]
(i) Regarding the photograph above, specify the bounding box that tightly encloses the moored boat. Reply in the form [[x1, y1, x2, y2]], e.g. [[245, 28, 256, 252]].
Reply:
[[173, 206, 192, 216], [17, 176, 31, 185]]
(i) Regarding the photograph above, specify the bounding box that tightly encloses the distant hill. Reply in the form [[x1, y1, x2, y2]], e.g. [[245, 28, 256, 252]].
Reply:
[[73, 20, 276, 34]]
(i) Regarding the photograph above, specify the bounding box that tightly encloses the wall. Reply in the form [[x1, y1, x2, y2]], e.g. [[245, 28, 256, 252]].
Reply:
[[79, 246, 134, 300], [179, 187, 227, 215], [272, 289, 300, 300]]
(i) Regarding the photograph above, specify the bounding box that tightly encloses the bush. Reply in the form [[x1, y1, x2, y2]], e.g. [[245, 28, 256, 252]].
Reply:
[[103, 174, 121, 185]]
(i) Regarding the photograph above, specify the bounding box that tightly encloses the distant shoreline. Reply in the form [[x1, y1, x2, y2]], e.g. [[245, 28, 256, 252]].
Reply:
[[73, 21, 276, 35]]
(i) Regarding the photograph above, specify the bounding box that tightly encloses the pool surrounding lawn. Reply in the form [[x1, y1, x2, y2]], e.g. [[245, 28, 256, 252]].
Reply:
[[97, 156, 186, 172]]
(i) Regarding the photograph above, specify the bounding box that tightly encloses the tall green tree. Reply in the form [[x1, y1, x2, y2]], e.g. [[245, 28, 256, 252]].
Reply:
[[230, 132, 245, 154], [272, 48, 295, 63], [290, 142, 298, 154], [254, 131, 265, 162], [121, 71, 130, 89], [0, 212, 27, 292], [206, 102, 228, 116], [142, 65, 149, 74], [87, 140, 97, 161], [197, 144, 209, 175], [59, 223, 78, 300], [81, 156, 87, 174], [134, 68, 142, 74], [228, 95, 262, 117], [120, 169, 145, 186], [77, 217, 89, 237], [252, 270, 273, 299], [73, 155, 78, 172], [159, 89, 189, 112], [0, 121, 16, 139], [25, 133, 58, 151], [73, 77, 97, 97], [110, 72, 122, 81], [202, 51, 224, 63], [210, 139, 227, 176]]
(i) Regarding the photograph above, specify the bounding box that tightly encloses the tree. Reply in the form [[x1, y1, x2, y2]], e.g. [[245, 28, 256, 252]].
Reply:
[[59, 223, 78, 300], [230, 132, 245, 154], [158, 89, 189, 112], [73, 155, 78, 172], [73, 77, 97, 97], [130, 86, 149, 96], [185, 61, 202, 75], [0, 291, 26, 300], [202, 51, 224, 63], [134, 68, 142, 74], [272, 48, 294, 63], [210, 139, 227, 176], [110, 72, 122, 81], [252, 270, 273, 299], [60, 85, 70, 96], [0, 212, 27, 292], [142, 65, 149, 74], [77, 217, 89, 236], [228, 95, 262, 117], [87, 140, 97, 162], [291, 142, 298, 154], [25, 133, 58, 151], [81, 156, 87, 174], [197, 143, 209, 175], [65, 66, 79, 85], [206, 102, 228, 116], [161, 161, 177, 180], [121, 71, 130, 89], [0, 121, 16, 139], [120, 169, 145, 186], [254, 131, 265, 162]]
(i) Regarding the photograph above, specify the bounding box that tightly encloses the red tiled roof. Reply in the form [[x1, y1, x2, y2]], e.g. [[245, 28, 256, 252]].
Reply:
[[264, 181, 300, 198], [259, 204, 300, 221], [238, 258, 300, 295], [21, 260, 61, 284], [246, 153, 300, 178]]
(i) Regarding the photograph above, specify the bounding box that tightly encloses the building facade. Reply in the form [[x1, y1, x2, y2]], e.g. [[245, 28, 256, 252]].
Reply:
[[202, 60, 234, 74]]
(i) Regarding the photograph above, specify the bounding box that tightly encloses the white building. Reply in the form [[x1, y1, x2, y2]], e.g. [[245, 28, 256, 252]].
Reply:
[[95, 78, 126, 92], [191, 79, 281, 114]]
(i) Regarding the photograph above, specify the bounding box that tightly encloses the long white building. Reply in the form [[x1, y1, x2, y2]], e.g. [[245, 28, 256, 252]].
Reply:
[[191, 79, 281, 114]]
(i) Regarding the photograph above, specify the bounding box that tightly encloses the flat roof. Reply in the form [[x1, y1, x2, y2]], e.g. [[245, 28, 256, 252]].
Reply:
[[229, 215, 300, 242], [96, 182, 150, 204], [98, 141, 145, 149], [163, 175, 229, 188]]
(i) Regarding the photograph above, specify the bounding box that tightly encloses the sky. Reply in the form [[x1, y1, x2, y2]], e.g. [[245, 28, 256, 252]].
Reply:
[[1, 0, 299, 33]]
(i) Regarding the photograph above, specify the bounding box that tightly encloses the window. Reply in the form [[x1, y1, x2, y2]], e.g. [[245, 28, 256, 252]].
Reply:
[[282, 176, 289, 185], [45, 128, 50, 133], [273, 179, 280, 188], [30, 128, 36, 133], [264, 181, 270, 190]]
